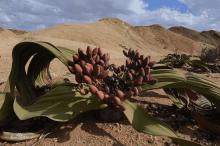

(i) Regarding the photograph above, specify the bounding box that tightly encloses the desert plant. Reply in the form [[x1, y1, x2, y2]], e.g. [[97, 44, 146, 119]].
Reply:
[[158, 53, 210, 72], [1, 42, 220, 145], [200, 46, 220, 63]]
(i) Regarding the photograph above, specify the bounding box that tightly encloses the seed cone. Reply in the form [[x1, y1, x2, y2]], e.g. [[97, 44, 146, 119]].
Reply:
[[73, 54, 80, 62], [78, 48, 84, 58], [126, 59, 131, 68], [89, 85, 98, 95], [95, 91, 104, 100], [75, 73, 82, 84], [148, 78, 158, 85], [140, 55, 144, 61], [137, 87, 142, 92], [134, 76, 143, 87], [149, 61, 156, 68], [133, 87, 139, 96], [99, 60, 105, 67], [97, 70, 109, 79], [135, 52, 140, 60], [92, 48, 98, 56], [80, 60, 86, 68], [90, 59, 96, 66], [139, 68, 145, 77], [123, 50, 128, 57], [95, 55, 100, 63], [131, 61, 136, 70], [93, 64, 102, 77], [137, 59, 143, 67], [98, 47, 103, 57], [143, 57, 149, 65], [84, 65, 93, 77], [103, 53, 110, 62], [131, 50, 135, 59], [114, 66, 118, 73], [118, 66, 121, 73], [128, 48, 132, 58], [116, 90, 124, 99], [104, 94, 109, 101], [82, 75, 92, 84], [112, 96, 121, 106], [74, 64, 82, 74], [144, 66, 150, 75], [119, 104, 126, 111], [126, 72, 133, 81], [68, 60, 74, 66], [68, 66, 74, 73], [80, 88, 89, 95], [130, 69, 135, 76], [124, 91, 133, 99], [149, 74, 154, 79], [106, 53, 110, 61], [105, 86, 110, 94], [143, 75, 149, 82], [87, 46, 92, 59], [85, 63, 93, 70], [83, 54, 89, 62]]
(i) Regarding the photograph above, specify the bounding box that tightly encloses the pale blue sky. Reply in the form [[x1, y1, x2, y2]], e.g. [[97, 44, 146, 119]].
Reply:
[[0, 0, 219, 32]]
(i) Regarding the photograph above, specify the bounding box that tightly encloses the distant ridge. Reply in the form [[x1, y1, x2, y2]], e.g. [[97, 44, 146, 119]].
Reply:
[[169, 26, 220, 47], [8, 29, 30, 35]]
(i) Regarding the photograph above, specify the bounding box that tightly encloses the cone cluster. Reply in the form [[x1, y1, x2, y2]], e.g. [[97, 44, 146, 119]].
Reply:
[[116, 48, 158, 92], [67, 46, 158, 112]]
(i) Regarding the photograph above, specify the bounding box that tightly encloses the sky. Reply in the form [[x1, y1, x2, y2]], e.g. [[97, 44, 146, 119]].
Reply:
[[0, 0, 219, 32]]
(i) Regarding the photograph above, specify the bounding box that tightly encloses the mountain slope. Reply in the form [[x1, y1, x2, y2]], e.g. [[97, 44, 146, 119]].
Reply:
[[169, 26, 220, 47], [27, 17, 208, 56]]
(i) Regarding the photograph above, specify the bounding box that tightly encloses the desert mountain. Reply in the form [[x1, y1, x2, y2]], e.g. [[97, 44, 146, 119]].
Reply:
[[27, 17, 209, 57], [169, 26, 220, 47]]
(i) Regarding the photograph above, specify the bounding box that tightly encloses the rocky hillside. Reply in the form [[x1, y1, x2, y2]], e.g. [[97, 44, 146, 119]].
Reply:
[[169, 26, 220, 47]]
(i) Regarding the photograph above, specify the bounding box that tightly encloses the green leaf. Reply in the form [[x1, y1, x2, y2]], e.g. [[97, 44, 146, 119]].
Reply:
[[14, 82, 108, 122], [142, 69, 220, 112], [0, 93, 18, 127], [122, 100, 201, 146]]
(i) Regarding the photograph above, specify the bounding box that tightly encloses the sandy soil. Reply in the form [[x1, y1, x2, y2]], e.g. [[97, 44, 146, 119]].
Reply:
[[0, 18, 220, 146]]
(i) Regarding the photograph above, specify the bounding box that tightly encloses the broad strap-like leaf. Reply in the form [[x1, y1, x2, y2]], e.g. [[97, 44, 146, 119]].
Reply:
[[122, 100, 201, 146], [141, 69, 220, 113], [14, 82, 108, 121]]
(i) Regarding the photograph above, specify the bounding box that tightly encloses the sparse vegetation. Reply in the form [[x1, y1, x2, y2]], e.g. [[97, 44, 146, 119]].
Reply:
[[200, 46, 220, 63]]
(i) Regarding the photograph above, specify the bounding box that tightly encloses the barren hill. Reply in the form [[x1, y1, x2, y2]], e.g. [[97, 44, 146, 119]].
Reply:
[[0, 27, 16, 38], [28, 17, 208, 56], [169, 26, 220, 47], [8, 29, 30, 35]]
